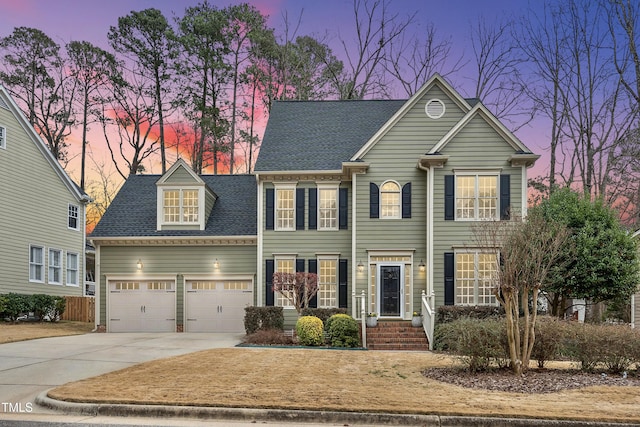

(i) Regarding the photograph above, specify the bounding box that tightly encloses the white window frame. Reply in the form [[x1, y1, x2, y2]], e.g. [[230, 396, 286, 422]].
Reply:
[[455, 250, 499, 306], [68, 204, 79, 230], [48, 248, 63, 285], [274, 184, 296, 231], [455, 172, 499, 221], [0, 125, 6, 149], [159, 187, 203, 227], [380, 180, 401, 219], [29, 245, 44, 283], [274, 255, 296, 308], [317, 183, 338, 231], [317, 256, 338, 308], [66, 252, 79, 286]]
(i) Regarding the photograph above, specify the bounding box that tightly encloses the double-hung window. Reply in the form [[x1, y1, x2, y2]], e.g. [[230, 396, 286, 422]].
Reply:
[[66, 252, 79, 286], [456, 174, 498, 220], [275, 257, 295, 307], [317, 258, 338, 307], [0, 125, 6, 149], [380, 181, 401, 219], [29, 245, 44, 282], [318, 186, 338, 230], [275, 186, 295, 230], [456, 251, 498, 306], [68, 204, 79, 230], [48, 249, 62, 285], [163, 189, 199, 224]]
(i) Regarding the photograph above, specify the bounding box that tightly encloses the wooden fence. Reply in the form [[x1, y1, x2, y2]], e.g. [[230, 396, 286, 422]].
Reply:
[[61, 296, 95, 323]]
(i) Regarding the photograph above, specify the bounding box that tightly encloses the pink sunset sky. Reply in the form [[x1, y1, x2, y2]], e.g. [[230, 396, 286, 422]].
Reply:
[[0, 0, 550, 182]]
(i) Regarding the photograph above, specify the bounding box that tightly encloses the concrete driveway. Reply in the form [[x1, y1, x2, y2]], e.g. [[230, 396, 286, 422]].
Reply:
[[0, 332, 241, 415]]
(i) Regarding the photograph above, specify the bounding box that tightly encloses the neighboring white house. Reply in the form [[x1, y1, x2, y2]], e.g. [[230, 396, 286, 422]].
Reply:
[[0, 84, 91, 297]]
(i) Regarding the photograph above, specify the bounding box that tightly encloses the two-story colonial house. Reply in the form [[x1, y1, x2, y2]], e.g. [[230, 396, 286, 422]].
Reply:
[[91, 74, 538, 341], [0, 85, 91, 298]]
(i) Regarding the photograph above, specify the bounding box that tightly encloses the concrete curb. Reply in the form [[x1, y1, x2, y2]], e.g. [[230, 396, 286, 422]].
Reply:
[[36, 390, 640, 427]]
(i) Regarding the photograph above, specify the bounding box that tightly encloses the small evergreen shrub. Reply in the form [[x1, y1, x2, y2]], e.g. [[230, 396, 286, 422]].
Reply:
[[295, 316, 324, 346], [326, 314, 360, 348], [31, 294, 56, 321], [52, 296, 66, 321], [2, 293, 30, 321], [301, 307, 347, 325], [244, 306, 284, 334]]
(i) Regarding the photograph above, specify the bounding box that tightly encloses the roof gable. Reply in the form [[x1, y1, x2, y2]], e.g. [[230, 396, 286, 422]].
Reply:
[[156, 158, 205, 185], [428, 103, 533, 154], [0, 85, 88, 203], [351, 74, 472, 160]]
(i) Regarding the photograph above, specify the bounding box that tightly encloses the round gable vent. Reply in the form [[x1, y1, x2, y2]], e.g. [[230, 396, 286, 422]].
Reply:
[[425, 98, 445, 119]]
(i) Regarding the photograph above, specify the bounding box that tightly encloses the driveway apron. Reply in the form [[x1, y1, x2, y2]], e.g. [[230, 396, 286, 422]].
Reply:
[[0, 332, 241, 414]]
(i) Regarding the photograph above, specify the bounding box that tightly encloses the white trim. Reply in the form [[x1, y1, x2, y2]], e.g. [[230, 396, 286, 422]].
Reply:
[[429, 103, 532, 154], [257, 177, 263, 307], [316, 183, 339, 231], [379, 180, 401, 219], [156, 158, 205, 185], [521, 167, 528, 217], [66, 251, 80, 287], [68, 203, 80, 230], [95, 245, 100, 329], [48, 248, 63, 285], [351, 172, 358, 318], [273, 183, 297, 231], [183, 273, 255, 282], [0, 125, 6, 149], [427, 166, 434, 299], [316, 255, 339, 308], [157, 186, 205, 230], [425, 98, 446, 119], [453, 173, 500, 221], [273, 255, 297, 309], [453, 249, 500, 307], [352, 74, 472, 160], [29, 244, 45, 283]]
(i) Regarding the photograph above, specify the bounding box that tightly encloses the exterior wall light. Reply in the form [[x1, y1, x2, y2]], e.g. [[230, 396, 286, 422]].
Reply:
[[419, 260, 426, 272], [213, 259, 220, 269], [357, 260, 364, 272], [136, 259, 143, 270]]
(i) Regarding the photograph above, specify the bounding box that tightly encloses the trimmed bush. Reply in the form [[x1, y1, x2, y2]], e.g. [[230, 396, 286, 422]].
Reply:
[[52, 296, 66, 321], [31, 294, 56, 321], [244, 306, 284, 334], [2, 293, 30, 321], [531, 316, 570, 368], [301, 307, 347, 325], [295, 316, 324, 346], [436, 305, 505, 323], [326, 314, 360, 348]]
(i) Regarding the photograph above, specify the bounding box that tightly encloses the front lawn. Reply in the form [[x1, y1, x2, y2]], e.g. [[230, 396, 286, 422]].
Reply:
[[0, 321, 94, 344]]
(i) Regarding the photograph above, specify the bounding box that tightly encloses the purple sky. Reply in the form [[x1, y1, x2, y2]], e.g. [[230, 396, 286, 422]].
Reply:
[[0, 0, 548, 178]]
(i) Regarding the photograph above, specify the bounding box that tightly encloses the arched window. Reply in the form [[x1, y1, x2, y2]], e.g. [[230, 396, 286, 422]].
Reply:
[[380, 181, 401, 218]]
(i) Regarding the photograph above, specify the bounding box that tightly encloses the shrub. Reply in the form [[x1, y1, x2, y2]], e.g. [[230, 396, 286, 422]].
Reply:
[[52, 296, 66, 321], [301, 307, 347, 325], [295, 316, 324, 346], [244, 306, 284, 334], [531, 316, 570, 368], [3, 293, 30, 321], [326, 314, 360, 348], [242, 329, 295, 346], [436, 306, 504, 323], [31, 294, 56, 321]]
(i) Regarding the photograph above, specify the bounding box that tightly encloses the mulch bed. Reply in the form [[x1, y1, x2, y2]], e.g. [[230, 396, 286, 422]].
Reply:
[[423, 367, 640, 394]]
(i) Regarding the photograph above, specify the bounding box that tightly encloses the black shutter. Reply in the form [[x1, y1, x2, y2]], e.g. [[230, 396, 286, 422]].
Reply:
[[500, 174, 511, 220], [308, 259, 318, 308], [444, 175, 455, 221], [296, 259, 305, 273], [444, 252, 455, 306], [308, 188, 317, 230], [369, 182, 379, 218], [402, 182, 411, 218], [265, 259, 274, 306], [265, 188, 274, 230], [338, 259, 348, 308], [296, 188, 305, 230], [339, 188, 348, 229]]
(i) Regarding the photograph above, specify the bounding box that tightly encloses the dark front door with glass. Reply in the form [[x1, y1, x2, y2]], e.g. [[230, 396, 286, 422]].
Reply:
[[380, 265, 401, 316]]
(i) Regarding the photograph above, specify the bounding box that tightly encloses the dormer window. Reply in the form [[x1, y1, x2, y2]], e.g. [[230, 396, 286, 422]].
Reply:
[[163, 189, 199, 223]]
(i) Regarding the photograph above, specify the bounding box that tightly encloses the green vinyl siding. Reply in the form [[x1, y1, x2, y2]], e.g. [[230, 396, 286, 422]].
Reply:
[[163, 165, 199, 183], [0, 98, 84, 297], [97, 245, 257, 326]]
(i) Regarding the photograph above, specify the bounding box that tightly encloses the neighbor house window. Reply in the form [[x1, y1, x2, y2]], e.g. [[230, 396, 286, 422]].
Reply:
[[380, 181, 401, 218], [456, 174, 498, 220], [456, 251, 498, 306], [0, 125, 5, 149], [68, 204, 79, 230], [275, 187, 295, 230], [163, 189, 199, 223], [318, 186, 338, 230], [275, 257, 295, 307], [48, 249, 62, 285], [29, 245, 44, 282], [66, 252, 79, 286], [318, 258, 337, 307]]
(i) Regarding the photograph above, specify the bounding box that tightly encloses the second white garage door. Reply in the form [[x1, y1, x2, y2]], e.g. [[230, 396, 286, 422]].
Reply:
[[108, 280, 176, 332], [185, 280, 253, 332]]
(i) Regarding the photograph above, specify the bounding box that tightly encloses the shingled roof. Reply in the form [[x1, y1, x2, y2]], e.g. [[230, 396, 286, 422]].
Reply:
[[91, 174, 256, 238], [254, 99, 406, 172]]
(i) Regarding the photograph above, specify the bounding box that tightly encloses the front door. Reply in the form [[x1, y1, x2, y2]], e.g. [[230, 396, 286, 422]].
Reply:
[[380, 265, 401, 317]]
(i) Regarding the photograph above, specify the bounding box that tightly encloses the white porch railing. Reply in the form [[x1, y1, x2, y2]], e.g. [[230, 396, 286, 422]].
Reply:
[[421, 290, 435, 350], [354, 290, 367, 348]]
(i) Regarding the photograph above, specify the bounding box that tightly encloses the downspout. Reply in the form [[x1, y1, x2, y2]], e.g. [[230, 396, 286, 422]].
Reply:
[[256, 175, 263, 307], [94, 243, 100, 332]]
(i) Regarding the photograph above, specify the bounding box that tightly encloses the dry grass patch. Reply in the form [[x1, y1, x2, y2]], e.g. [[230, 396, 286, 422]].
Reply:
[[49, 348, 640, 423], [0, 321, 93, 344]]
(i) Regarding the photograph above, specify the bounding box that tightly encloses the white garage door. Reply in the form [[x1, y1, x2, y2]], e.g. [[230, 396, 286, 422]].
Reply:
[[185, 280, 253, 332], [108, 280, 176, 332]]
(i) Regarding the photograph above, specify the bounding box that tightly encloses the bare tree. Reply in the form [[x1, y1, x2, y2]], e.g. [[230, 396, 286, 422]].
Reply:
[[85, 154, 122, 232]]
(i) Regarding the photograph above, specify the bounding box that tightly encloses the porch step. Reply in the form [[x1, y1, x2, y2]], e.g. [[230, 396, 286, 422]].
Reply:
[[365, 321, 429, 351]]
